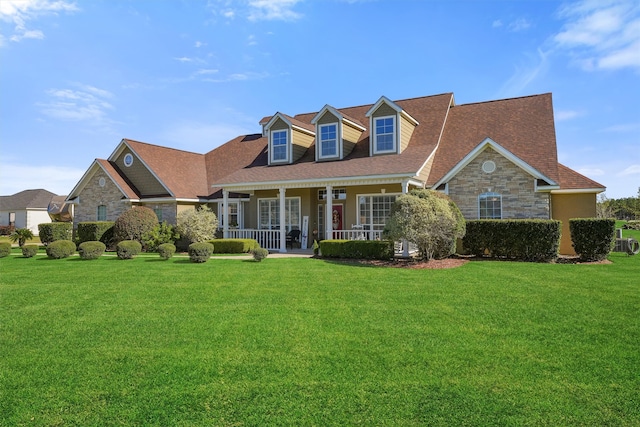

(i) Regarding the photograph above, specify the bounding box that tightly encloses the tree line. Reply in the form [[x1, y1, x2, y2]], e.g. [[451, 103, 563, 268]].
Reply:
[[597, 187, 640, 220]]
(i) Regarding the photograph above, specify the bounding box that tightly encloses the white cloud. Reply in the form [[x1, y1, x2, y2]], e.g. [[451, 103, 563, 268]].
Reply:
[[0, 163, 85, 196], [577, 167, 606, 176], [0, 0, 78, 45], [555, 110, 584, 121], [194, 41, 206, 48], [618, 164, 640, 176], [553, 0, 640, 71], [37, 84, 114, 123], [508, 18, 532, 32], [248, 0, 302, 21], [497, 49, 550, 98]]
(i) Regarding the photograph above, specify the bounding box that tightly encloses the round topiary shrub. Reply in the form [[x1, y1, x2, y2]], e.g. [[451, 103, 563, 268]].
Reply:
[[21, 244, 39, 258], [188, 242, 214, 263], [78, 241, 106, 260], [157, 243, 176, 260], [252, 247, 269, 262], [46, 240, 76, 259], [113, 206, 159, 244], [116, 240, 142, 260], [0, 242, 11, 258]]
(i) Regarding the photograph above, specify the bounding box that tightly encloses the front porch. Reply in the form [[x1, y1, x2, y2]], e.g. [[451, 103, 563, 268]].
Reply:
[[227, 228, 384, 252]]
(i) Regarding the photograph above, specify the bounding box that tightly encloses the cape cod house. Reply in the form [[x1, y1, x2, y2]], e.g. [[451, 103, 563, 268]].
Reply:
[[66, 92, 605, 255]]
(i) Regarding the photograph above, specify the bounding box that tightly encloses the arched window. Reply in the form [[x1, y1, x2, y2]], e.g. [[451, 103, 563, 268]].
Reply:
[[478, 192, 502, 219]]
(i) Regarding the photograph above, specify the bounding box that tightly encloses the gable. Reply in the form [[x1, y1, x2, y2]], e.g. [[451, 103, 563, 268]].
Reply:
[[113, 148, 169, 197]]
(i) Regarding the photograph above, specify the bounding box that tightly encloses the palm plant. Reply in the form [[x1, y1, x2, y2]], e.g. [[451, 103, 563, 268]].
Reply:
[[10, 228, 34, 247]]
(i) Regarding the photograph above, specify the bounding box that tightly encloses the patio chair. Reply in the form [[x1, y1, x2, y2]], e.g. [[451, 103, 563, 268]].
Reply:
[[286, 229, 301, 249]]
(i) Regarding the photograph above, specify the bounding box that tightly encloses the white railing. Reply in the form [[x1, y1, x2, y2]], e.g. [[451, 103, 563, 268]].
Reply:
[[331, 230, 383, 241], [228, 229, 281, 251]]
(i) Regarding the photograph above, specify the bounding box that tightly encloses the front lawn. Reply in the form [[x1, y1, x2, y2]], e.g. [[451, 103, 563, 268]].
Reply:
[[1, 253, 638, 425]]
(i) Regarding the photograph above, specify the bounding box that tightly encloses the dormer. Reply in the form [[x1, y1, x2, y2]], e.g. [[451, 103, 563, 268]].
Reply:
[[365, 96, 419, 156], [263, 112, 315, 165], [311, 105, 366, 161]]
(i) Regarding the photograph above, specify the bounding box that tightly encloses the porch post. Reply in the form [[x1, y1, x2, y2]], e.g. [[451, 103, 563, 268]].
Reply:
[[402, 180, 409, 257], [279, 187, 287, 253], [325, 185, 333, 240], [222, 189, 229, 239]]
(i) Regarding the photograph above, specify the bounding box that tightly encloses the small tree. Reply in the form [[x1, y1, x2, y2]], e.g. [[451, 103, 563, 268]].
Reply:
[[113, 206, 159, 245], [9, 228, 34, 248], [142, 221, 180, 252], [176, 205, 218, 243]]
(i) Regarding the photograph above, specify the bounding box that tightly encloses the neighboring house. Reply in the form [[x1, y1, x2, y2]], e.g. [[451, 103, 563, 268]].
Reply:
[[0, 189, 59, 235], [66, 92, 605, 255]]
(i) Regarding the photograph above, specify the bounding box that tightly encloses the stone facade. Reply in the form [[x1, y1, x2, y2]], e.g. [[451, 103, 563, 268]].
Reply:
[[73, 170, 131, 227], [447, 147, 550, 220]]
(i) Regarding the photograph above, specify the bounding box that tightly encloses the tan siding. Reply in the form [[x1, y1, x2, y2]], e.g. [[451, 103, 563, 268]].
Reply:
[[317, 111, 338, 125], [292, 129, 314, 162], [400, 115, 416, 153], [551, 193, 597, 255], [271, 118, 288, 131], [418, 153, 435, 183], [342, 122, 362, 158], [115, 150, 168, 196], [372, 104, 397, 117]]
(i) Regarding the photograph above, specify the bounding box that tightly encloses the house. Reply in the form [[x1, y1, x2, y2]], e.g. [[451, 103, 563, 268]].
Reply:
[[0, 189, 59, 235], [66, 92, 605, 255]]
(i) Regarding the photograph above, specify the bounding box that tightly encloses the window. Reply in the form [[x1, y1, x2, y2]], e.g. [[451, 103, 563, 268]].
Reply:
[[219, 201, 240, 227], [358, 195, 396, 231], [479, 192, 502, 219], [271, 130, 288, 162], [318, 188, 346, 200], [123, 153, 134, 167], [374, 116, 396, 153], [153, 207, 163, 222], [97, 205, 107, 221], [259, 198, 300, 231], [319, 124, 338, 158]]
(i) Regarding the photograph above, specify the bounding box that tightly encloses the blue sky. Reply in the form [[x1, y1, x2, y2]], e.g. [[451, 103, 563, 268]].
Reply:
[[1, 0, 639, 199]]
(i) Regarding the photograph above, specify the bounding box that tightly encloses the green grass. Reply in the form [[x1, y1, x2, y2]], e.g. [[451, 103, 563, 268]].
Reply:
[[1, 253, 639, 426]]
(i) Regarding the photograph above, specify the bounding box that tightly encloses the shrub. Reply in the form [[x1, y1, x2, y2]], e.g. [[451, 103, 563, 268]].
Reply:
[[319, 240, 394, 260], [0, 242, 11, 258], [21, 244, 39, 258], [570, 218, 616, 262], [177, 206, 218, 244], [9, 228, 34, 247], [78, 241, 106, 260], [209, 239, 259, 254], [38, 223, 72, 246], [142, 222, 179, 252], [188, 242, 214, 263], [251, 247, 269, 262], [46, 240, 76, 259], [623, 220, 640, 230], [0, 225, 15, 236], [463, 220, 561, 262], [76, 222, 115, 247], [157, 243, 176, 260], [116, 240, 142, 260], [113, 207, 159, 244]]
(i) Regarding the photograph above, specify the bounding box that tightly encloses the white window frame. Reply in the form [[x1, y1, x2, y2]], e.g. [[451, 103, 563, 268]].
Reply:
[[258, 197, 300, 231], [318, 123, 338, 159], [478, 192, 502, 219], [357, 193, 398, 231], [373, 115, 396, 154], [218, 200, 242, 228], [270, 129, 289, 163]]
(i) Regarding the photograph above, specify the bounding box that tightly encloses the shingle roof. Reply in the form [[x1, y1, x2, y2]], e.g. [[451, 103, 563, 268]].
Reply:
[[0, 189, 58, 210], [556, 163, 605, 190], [96, 159, 140, 199]]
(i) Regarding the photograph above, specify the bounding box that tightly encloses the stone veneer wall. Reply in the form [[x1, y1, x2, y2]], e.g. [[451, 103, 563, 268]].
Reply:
[[447, 147, 550, 220], [141, 203, 177, 225], [73, 170, 131, 227]]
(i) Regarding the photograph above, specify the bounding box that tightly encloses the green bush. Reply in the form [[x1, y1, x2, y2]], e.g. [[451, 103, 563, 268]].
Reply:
[[38, 223, 72, 246], [21, 244, 39, 258], [46, 240, 76, 259], [319, 240, 394, 260], [116, 240, 142, 260], [158, 243, 176, 260], [76, 222, 115, 247], [188, 242, 214, 263], [623, 220, 640, 230], [114, 207, 159, 244], [463, 220, 561, 262], [143, 222, 179, 252], [252, 247, 269, 262], [209, 239, 259, 254], [78, 241, 106, 260], [0, 242, 11, 258], [570, 218, 616, 262]]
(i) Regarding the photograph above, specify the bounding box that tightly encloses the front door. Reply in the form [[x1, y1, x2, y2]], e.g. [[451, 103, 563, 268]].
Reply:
[[318, 203, 344, 240]]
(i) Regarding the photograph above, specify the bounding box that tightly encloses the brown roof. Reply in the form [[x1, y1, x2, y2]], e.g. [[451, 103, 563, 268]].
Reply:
[[96, 159, 140, 199], [0, 189, 57, 210], [427, 93, 560, 185], [556, 163, 605, 190]]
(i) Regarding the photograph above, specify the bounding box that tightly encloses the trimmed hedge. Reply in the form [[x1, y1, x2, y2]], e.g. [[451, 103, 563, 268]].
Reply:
[[21, 244, 39, 258], [188, 242, 214, 263], [462, 220, 561, 262], [0, 242, 11, 258], [252, 247, 269, 262], [158, 243, 176, 260], [209, 238, 259, 254], [76, 222, 115, 246], [38, 222, 72, 246], [569, 218, 616, 262], [320, 240, 394, 260], [114, 207, 158, 243], [116, 240, 142, 260], [78, 241, 106, 260], [623, 220, 640, 231], [46, 240, 76, 259]]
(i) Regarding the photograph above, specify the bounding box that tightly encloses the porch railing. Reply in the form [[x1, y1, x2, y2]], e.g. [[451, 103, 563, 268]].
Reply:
[[331, 229, 383, 241], [228, 229, 281, 251]]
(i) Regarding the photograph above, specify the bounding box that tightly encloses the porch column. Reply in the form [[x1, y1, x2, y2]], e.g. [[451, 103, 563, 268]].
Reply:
[[222, 189, 229, 239], [402, 180, 409, 257], [325, 185, 333, 240], [279, 187, 287, 253]]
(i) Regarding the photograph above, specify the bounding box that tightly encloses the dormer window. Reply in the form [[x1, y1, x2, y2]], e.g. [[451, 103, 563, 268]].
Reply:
[[271, 130, 288, 163], [374, 116, 396, 153], [319, 124, 338, 159]]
